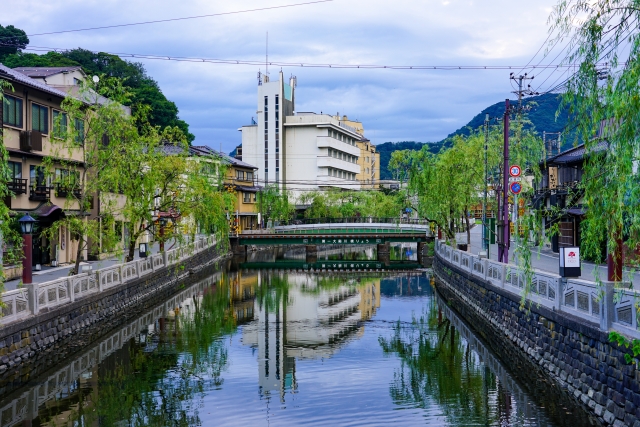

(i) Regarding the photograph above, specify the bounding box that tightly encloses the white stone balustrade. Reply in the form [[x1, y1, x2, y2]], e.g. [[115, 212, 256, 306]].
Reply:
[[435, 240, 640, 340], [0, 235, 218, 325]]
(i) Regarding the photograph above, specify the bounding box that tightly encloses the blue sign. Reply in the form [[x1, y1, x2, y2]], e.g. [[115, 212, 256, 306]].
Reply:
[[510, 182, 522, 195]]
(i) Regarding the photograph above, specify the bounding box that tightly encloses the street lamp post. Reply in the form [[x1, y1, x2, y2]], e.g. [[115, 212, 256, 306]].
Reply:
[[19, 214, 36, 285]]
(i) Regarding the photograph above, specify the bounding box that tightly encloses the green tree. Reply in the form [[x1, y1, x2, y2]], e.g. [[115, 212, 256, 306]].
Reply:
[[550, 0, 640, 274], [0, 25, 28, 59], [258, 185, 295, 223], [41, 76, 137, 274]]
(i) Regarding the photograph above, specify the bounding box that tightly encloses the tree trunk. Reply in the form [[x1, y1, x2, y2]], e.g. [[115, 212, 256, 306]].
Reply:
[[72, 235, 84, 275], [126, 239, 136, 263], [464, 208, 471, 247]]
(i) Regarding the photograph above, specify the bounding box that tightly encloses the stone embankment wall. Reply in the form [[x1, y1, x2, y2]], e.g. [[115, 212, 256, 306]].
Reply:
[[433, 256, 640, 427], [0, 243, 228, 381]]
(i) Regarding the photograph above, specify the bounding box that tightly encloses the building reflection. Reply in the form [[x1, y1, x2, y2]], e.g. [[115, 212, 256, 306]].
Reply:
[[241, 270, 381, 399]]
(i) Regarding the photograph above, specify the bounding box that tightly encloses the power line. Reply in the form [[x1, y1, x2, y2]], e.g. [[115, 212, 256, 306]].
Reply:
[[2, 1, 333, 40], [12, 44, 593, 71]]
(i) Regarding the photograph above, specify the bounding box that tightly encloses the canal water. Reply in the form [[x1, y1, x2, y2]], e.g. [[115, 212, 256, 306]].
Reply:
[[0, 246, 588, 427]]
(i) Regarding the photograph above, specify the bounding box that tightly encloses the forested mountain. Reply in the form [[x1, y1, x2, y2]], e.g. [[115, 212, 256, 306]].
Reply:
[[377, 93, 573, 179], [0, 24, 194, 142]]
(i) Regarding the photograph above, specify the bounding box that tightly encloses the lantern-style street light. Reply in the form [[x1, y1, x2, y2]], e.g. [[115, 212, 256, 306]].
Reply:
[[159, 216, 168, 252], [19, 214, 36, 284]]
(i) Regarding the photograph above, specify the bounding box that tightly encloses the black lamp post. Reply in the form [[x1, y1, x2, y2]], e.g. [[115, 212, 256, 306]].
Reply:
[[19, 214, 36, 284]]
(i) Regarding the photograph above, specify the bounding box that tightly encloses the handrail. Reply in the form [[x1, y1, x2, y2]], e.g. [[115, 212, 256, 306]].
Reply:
[[0, 235, 218, 326], [434, 240, 640, 340]]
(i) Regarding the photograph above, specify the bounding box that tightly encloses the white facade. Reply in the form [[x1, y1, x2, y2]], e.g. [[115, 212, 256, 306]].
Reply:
[[239, 72, 362, 201]]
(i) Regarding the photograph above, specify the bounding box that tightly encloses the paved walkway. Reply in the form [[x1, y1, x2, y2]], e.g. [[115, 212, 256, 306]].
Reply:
[[3, 239, 181, 292], [456, 225, 640, 289]]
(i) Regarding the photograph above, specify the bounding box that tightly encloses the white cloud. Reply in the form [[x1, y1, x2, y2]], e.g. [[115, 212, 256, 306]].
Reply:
[[4, 0, 560, 153]]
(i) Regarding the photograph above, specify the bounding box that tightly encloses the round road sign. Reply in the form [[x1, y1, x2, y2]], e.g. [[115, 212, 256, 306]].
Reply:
[[509, 165, 521, 177], [510, 182, 522, 194]]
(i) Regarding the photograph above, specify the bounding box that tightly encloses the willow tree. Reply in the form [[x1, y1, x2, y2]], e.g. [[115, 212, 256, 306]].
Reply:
[[113, 126, 234, 262], [551, 1, 640, 277], [40, 77, 134, 274], [258, 185, 295, 223], [0, 80, 27, 290]]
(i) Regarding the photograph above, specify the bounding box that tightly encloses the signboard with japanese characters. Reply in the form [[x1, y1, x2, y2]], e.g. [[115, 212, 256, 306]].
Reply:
[[559, 246, 581, 277]]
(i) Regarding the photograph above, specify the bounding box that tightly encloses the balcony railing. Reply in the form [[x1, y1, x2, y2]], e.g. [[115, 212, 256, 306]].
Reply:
[[7, 178, 28, 195], [54, 183, 82, 199], [29, 183, 50, 201]]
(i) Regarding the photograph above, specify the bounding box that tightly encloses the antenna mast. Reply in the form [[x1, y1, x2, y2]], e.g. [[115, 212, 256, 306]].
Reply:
[[266, 31, 268, 76]]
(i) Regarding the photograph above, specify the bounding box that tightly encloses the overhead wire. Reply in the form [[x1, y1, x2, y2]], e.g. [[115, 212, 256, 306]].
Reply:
[[5, 43, 597, 71], [0, 0, 333, 40]]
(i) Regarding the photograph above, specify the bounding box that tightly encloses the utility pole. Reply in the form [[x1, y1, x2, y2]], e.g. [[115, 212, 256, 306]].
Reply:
[[498, 74, 537, 264], [483, 114, 489, 256], [499, 99, 510, 264]]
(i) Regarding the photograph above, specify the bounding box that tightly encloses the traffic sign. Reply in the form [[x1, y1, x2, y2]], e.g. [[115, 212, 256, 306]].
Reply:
[[509, 165, 521, 177], [510, 182, 522, 194]]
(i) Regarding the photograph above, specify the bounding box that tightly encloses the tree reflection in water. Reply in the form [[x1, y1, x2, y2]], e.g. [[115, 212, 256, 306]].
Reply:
[[379, 300, 509, 426], [46, 275, 237, 427]]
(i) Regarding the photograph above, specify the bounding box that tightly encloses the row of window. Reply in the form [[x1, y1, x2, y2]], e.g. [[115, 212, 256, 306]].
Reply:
[[328, 148, 357, 163], [7, 161, 79, 186], [3, 95, 84, 143], [328, 168, 356, 181], [243, 192, 257, 203], [235, 170, 255, 181], [328, 129, 356, 146]]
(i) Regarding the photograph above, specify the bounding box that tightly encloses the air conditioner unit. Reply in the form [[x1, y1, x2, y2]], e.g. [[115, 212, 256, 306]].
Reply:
[[19, 130, 43, 152]]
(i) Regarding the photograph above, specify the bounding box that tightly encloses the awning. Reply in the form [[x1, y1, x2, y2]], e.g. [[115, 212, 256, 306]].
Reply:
[[32, 204, 63, 218], [567, 207, 586, 216], [236, 185, 262, 193]]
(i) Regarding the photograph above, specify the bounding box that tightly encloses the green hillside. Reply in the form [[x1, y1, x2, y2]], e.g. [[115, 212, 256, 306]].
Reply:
[[377, 93, 572, 180]]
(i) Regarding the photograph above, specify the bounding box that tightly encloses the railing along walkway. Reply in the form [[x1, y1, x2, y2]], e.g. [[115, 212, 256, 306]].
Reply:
[[1, 235, 218, 326], [435, 240, 640, 340]]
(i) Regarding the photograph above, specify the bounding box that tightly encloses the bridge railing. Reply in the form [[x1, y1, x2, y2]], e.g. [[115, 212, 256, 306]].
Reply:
[[434, 240, 640, 340], [273, 217, 433, 227]]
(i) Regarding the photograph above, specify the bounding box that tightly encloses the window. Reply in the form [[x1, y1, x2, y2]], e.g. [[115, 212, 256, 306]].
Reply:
[[253, 193, 257, 202], [243, 192, 251, 203], [55, 168, 79, 186], [30, 165, 48, 187], [74, 118, 85, 144], [275, 133, 279, 153], [53, 110, 68, 138], [236, 170, 245, 180], [247, 171, 254, 181], [8, 161, 21, 179], [32, 103, 48, 134], [3, 95, 23, 128]]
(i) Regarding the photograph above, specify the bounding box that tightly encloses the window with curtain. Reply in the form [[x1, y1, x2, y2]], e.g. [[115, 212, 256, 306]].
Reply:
[[32, 103, 48, 133], [3, 95, 23, 128]]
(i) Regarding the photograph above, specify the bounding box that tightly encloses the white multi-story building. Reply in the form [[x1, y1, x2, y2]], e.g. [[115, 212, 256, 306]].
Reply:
[[239, 71, 363, 200]]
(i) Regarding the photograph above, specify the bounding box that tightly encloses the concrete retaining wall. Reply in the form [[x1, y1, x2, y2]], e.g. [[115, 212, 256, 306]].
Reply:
[[0, 243, 228, 382], [434, 256, 640, 427]]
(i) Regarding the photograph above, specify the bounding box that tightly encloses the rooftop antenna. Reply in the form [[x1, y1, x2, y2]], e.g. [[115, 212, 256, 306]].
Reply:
[[266, 31, 268, 76]]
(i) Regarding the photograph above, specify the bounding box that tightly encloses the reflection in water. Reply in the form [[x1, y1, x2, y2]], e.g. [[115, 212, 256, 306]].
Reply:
[[0, 258, 589, 427]]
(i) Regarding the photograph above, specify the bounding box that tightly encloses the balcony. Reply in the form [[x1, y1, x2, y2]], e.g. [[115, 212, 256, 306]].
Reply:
[[7, 178, 28, 195], [317, 136, 361, 157], [317, 156, 360, 174], [54, 182, 82, 199], [30, 183, 50, 201], [317, 174, 361, 190]]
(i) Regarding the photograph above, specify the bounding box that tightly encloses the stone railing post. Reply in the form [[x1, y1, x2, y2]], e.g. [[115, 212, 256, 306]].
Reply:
[[555, 278, 565, 311], [69, 277, 75, 303], [600, 280, 615, 331], [97, 270, 104, 292], [163, 250, 169, 266], [25, 283, 39, 316]]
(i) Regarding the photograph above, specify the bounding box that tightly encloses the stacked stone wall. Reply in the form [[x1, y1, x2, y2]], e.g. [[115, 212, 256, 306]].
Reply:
[[0, 244, 228, 384], [434, 257, 640, 427]]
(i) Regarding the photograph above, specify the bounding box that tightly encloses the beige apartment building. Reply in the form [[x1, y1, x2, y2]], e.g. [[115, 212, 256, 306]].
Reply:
[[339, 116, 380, 189], [0, 64, 132, 269]]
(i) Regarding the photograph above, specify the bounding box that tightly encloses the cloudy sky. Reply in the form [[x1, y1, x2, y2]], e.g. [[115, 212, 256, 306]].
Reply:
[[6, 0, 563, 153]]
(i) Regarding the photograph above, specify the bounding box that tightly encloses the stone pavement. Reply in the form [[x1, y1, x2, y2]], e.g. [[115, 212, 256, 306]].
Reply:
[[3, 239, 181, 292], [456, 224, 640, 289]]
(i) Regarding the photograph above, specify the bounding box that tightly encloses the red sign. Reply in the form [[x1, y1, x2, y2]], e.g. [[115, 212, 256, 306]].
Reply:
[[510, 182, 522, 195], [509, 165, 521, 177]]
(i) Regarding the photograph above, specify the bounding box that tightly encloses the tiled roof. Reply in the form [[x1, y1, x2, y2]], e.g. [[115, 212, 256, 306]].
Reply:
[[0, 63, 69, 98], [548, 140, 609, 164], [191, 145, 258, 170], [14, 66, 84, 78]]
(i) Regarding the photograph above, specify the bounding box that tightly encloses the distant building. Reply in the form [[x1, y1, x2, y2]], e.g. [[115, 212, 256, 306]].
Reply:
[[239, 71, 379, 200]]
